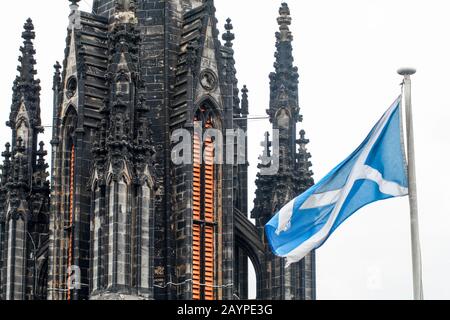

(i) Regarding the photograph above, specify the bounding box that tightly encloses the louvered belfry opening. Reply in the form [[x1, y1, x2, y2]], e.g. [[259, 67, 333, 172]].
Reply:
[[193, 107, 217, 301]]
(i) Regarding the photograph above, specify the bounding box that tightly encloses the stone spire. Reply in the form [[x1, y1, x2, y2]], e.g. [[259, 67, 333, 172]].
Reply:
[[17, 19, 38, 87], [253, 1, 304, 215], [267, 2, 300, 123], [9, 18, 42, 134], [0, 19, 50, 301], [251, 3, 316, 300]]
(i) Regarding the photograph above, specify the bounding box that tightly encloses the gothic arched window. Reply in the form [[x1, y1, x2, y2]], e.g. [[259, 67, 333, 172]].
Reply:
[[138, 179, 153, 290], [192, 106, 219, 301], [61, 106, 77, 301], [15, 102, 30, 149], [90, 180, 102, 293], [117, 175, 129, 285], [107, 177, 115, 287], [106, 171, 131, 288], [276, 108, 290, 130]]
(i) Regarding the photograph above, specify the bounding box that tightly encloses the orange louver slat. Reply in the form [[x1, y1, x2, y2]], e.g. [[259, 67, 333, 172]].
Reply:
[[193, 132, 202, 221], [192, 224, 202, 300], [204, 225, 215, 300], [192, 131, 202, 300], [204, 137, 215, 300]]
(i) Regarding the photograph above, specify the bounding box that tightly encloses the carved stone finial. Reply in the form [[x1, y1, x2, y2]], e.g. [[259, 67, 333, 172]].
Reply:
[[22, 18, 35, 43], [54, 61, 62, 72], [297, 129, 309, 148], [2, 143, 12, 161], [222, 18, 235, 48], [278, 3, 291, 27], [277, 3, 293, 42]]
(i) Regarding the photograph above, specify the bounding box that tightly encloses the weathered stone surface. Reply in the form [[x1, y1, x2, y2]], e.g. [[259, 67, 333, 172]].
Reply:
[[0, 0, 316, 301]]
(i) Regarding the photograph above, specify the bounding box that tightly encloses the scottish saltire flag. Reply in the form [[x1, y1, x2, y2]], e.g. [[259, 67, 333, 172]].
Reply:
[[265, 96, 409, 267]]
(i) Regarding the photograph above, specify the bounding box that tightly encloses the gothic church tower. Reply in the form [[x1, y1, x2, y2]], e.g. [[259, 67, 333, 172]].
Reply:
[[0, 0, 316, 300]]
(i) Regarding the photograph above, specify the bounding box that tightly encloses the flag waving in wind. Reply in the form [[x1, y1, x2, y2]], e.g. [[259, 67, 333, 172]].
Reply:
[[265, 97, 409, 267]]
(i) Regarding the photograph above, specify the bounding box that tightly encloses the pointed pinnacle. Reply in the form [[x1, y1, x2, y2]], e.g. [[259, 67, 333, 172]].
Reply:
[[297, 129, 310, 148], [17, 18, 38, 83], [300, 129, 306, 139], [37, 141, 47, 161], [241, 85, 248, 96], [241, 85, 249, 115], [2, 143, 11, 159], [54, 61, 62, 72]]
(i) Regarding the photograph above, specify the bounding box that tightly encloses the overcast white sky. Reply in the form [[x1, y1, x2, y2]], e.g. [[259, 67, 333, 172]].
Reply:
[[0, 0, 449, 300]]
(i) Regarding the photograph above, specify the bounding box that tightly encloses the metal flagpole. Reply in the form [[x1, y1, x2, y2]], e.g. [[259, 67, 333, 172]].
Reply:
[[398, 68, 424, 300]]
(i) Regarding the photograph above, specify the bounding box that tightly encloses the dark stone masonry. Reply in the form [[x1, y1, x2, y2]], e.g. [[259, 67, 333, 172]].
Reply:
[[0, 0, 315, 300]]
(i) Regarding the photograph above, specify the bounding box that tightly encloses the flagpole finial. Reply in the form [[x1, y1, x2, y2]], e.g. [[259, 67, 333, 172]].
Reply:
[[397, 68, 416, 76]]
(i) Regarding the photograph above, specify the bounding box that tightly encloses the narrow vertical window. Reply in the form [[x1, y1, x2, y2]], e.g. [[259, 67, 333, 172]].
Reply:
[[203, 121, 215, 301], [140, 183, 151, 290], [117, 177, 128, 286], [92, 185, 101, 293], [192, 129, 202, 300], [67, 144, 75, 300], [192, 109, 217, 301], [108, 180, 115, 287]]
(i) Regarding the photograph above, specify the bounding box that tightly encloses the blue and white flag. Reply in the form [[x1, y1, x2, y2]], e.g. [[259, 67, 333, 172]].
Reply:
[[265, 97, 409, 267]]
